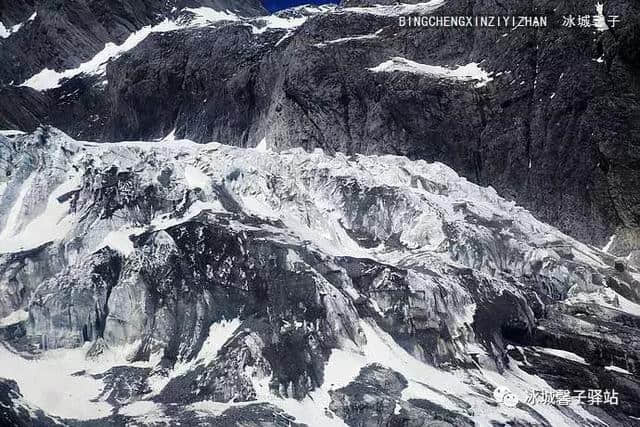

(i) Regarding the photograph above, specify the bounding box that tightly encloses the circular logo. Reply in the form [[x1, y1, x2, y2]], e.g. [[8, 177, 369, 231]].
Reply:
[[493, 385, 520, 407]]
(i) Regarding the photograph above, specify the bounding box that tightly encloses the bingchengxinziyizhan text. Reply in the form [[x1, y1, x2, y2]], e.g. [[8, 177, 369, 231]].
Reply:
[[398, 14, 621, 28]]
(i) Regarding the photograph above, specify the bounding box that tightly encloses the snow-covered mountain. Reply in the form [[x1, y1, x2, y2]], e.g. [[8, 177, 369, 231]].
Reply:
[[2, 0, 640, 248], [1, 0, 640, 425], [0, 127, 639, 425]]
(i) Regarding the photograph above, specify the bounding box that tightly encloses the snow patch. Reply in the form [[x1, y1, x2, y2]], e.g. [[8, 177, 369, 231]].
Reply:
[[194, 318, 241, 365], [20, 19, 182, 91], [370, 57, 493, 88], [255, 137, 269, 152], [532, 347, 588, 365], [97, 229, 137, 256], [0, 173, 35, 240], [184, 165, 211, 190], [0, 175, 81, 253], [0, 12, 35, 38], [602, 234, 615, 253], [119, 401, 170, 424], [183, 7, 239, 26], [605, 365, 632, 375], [566, 287, 640, 318], [593, 3, 609, 32], [0, 129, 26, 138], [315, 29, 383, 47], [342, 0, 446, 16], [169, 318, 241, 380], [0, 309, 29, 327], [249, 14, 307, 34], [0, 343, 152, 420]]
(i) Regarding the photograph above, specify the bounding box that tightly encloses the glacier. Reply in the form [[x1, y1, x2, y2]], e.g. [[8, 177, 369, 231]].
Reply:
[[0, 127, 638, 425]]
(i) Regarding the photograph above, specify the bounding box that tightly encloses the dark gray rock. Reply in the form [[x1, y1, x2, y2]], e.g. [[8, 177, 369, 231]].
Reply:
[[3, 0, 638, 249], [0, 377, 65, 426]]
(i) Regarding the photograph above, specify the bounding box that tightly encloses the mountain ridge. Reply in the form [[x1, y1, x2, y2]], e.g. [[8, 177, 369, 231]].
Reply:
[[0, 126, 639, 425]]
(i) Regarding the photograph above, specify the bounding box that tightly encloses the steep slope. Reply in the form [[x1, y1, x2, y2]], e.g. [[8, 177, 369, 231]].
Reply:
[[0, 0, 266, 85], [1, 0, 639, 250], [0, 128, 639, 425]]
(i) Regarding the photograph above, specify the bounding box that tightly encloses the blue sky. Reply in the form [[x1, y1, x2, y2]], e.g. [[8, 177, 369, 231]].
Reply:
[[263, 0, 334, 13]]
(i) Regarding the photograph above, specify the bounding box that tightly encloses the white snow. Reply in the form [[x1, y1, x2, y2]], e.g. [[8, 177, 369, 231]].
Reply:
[[160, 128, 177, 142], [566, 287, 640, 318], [182, 7, 239, 26], [0, 173, 35, 241], [593, 3, 609, 32], [323, 348, 367, 390], [193, 318, 241, 364], [0, 129, 26, 138], [20, 19, 182, 91], [0, 129, 625, 427], [0, 21, 9, 38], [532, 347, 588, 365], [98, 229, 137, 256], [0, 174, 81, 254], [369, 57, 493, 88], [0, 342, 152, 420], [320, 320, 586, 425], [250, 14, 307, 34], [394, 401, 401, 415], [315, 29, 383, 47], [478, 355, 601, 427], [255, 137, 269, 152], [184, 165, 211, 190], [605, 365, 632, 375], [0, 12, 35, 38], [0, 309, 29, 327], [342, 0, 446, 16], [158, 318, 241, 388], [602, 234, 615, 253], [119, 401, 170, 424], [17, 5, 329, 91]]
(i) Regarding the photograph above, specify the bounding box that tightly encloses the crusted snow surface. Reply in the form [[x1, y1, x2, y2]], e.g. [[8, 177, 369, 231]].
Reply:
[[0, 12, 35, 39], [19, 6, 331, 91], [255, 137, 269, 152], [0, 129, 631, 426], [593, 2, 609, 32], [478, 353, 604, 427], [0, 342, 153, 420], [182, 7, 240, 26], [0, 129, 26, 138], [118, 401, 171, 424], [605, 365, 632, 375], [20, 19, 183, 91], [318, 320, 600, 426], [370, 57, 494, 88], [0, 309, 29, 327], [602, 234, 616, 253], [0, 128, 621, 289], [173, 318, 241, 377], [0, 173, 81, 253], [566, 287, 640, 317], [342, 0, 447, 16], [0, 173, 36, 241], [315, 28, 383, 47], [531, 346, 589, 365]]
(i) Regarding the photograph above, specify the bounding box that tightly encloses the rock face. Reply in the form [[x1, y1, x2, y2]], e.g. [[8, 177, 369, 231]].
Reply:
[[1, 0, 640, 247], [0, 128, 639, 425], [0, 378, 64, 426], [1, 1, 640, 426]]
